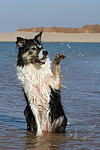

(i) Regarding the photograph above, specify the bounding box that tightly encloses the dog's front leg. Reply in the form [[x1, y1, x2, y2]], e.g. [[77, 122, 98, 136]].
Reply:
[[53, 53, 66, 89]]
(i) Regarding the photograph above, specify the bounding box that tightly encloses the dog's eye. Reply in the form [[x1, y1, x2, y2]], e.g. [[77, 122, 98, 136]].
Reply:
[[28, 51, 33, 55], [31, 48, 36, 50], [31, 45, 37, 50]]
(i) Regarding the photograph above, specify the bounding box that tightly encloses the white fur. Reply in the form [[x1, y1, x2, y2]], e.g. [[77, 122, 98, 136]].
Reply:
[[38, 49, 43, 60], [17, 58, 60, 135]]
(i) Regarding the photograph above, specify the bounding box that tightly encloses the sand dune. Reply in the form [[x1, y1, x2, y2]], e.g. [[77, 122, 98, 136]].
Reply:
[[0, 31, 100, 42], [18, 24, 100, 33]]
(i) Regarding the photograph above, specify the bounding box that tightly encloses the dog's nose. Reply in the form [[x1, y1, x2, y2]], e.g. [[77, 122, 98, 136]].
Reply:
[[43, 50, 48, 56]]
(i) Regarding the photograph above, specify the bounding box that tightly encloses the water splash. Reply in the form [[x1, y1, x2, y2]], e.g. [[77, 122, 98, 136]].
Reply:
[[67, 44, 71, 49]]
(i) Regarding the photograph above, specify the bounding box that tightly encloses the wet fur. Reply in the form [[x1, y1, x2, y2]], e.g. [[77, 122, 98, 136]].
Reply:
[[16, 31, 68, 135]]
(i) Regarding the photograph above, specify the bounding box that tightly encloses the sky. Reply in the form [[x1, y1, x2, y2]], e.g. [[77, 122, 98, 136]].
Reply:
[[0, 0, 100, 33]]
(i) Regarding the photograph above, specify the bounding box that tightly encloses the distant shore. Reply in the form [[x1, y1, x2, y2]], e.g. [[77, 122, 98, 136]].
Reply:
[[0, 31, 100, 42]]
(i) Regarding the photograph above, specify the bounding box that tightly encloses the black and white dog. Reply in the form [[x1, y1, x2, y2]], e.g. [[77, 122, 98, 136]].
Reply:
[[16, 31, 68, 135]]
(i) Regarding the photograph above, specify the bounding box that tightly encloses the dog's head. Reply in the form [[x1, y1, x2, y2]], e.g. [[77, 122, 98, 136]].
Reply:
[[16, 31, 48, 66]]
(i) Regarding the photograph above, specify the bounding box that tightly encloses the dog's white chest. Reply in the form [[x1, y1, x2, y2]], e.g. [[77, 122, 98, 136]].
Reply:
[[17, 63, 52, 104]]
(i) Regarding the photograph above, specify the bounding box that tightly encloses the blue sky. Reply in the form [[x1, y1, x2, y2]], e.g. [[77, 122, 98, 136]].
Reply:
[[0, 0, 100, 33]]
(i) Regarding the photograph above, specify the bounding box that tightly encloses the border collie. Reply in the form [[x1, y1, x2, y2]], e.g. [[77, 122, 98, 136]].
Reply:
[[16, 31, 68, 135]]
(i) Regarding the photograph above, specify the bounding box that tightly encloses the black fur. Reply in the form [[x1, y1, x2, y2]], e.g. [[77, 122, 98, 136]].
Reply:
[[49, 89, 68, 132], [23, 88, 37, 133], [24, 105, 37, 133], [16, 39, 43, 67], [16, 31, 47, 67]]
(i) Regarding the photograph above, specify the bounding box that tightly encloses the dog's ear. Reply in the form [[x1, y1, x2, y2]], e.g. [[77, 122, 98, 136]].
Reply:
[[34, 31, 43, 43], [16, 37, 26, 48]]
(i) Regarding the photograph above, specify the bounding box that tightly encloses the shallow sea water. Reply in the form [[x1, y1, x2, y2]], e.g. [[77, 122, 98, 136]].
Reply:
[[0, 42, 100, 149]]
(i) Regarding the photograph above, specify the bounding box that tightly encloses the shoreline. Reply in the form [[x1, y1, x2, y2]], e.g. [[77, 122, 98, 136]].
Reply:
[[0, 31, 100, 43]]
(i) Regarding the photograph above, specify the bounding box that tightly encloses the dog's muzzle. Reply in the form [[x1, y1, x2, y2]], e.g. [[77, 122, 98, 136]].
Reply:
[[38, 50, 48, 64]]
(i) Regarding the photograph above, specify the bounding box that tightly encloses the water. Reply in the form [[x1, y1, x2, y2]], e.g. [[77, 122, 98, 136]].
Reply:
[[0, 42, 100, 149]]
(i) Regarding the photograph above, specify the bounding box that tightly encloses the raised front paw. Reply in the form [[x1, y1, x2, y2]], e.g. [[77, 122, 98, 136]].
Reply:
[[54, 53, 66, 64]]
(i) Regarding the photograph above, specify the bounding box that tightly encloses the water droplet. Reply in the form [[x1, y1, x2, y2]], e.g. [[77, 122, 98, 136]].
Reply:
[[92, 132, 94, 135], [74, 129, 77, 138]]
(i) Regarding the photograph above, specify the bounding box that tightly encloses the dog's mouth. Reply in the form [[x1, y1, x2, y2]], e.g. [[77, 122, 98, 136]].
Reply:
[[39, 57, 47, 64]]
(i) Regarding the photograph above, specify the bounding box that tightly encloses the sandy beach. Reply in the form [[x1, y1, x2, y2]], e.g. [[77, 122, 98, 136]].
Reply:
[[0, 31, 100, 42]]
